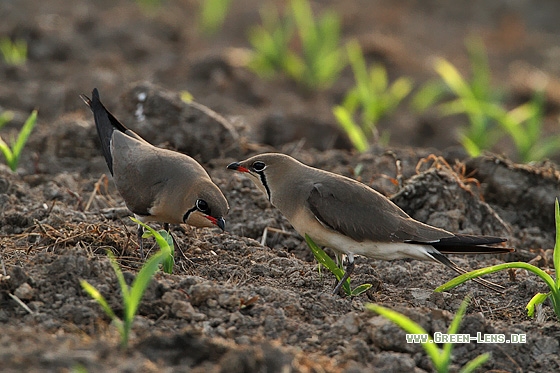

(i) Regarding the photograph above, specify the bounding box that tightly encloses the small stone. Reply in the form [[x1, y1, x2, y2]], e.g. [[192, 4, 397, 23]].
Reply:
[[14, 283, 35, 300], [192, 312, 207, 322], [409, 288, 432, 304], [218, 293, 240, 310], [171, 300, 195, 319], [334, 312, 361, 335], [161, 291, 176, 305]]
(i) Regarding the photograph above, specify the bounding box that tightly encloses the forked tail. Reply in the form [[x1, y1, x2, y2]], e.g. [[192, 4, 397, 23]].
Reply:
[[424, 234, 513, 293]]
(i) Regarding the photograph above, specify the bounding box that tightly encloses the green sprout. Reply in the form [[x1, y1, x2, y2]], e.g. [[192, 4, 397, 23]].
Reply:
[[334, 40, 412, 152], [494, 90, 560, 162], [0, 37, 27, 66], [436, 198, 560, 320], [199, 0, 232, 35], [141, 225, 175, 274], [413, 37, 503, 157], [413, 37, 558, 162], [247, 3, 294, 79], [0, 110, 38, 171], [247, 0, 345, 90], [305, 234, 372, 296], [367, 296, 490, 373], [80, 219, 173, 348]]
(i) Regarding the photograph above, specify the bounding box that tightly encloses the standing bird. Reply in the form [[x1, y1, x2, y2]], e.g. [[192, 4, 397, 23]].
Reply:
[[81, 88, 229, 258], [227, 153, 512, 294]]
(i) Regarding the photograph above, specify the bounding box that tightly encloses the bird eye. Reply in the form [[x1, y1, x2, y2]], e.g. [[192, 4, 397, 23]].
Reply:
[[196, 199, 209, 213], [252, 161, 266, 172]]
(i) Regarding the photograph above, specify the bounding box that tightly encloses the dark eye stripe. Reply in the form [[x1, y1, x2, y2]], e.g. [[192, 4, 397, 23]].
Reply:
[[183, 205, 197, 223], [257, 170, 271, 201]]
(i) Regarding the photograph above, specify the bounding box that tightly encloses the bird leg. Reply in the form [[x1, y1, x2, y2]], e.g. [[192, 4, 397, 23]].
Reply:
[[332, 257, 355, 296], [137, 224, 145, 260]]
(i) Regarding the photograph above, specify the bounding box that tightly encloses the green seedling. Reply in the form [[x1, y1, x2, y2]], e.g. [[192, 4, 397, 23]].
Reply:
[[413, 37, 557, 161], [80, 219, 173, 348], [334, 40, 412, 152], [367, 296, 490, 373], [141, 226, 175, 274], [494, 90, 560, 162], [0, 37, 27, 66], [414, 37, 503, 157], [248, 0, 345, 89], [305, 234, 372, 296], [247, 3, 294, 79], [133, 217, 175, 274], [0, 110, 38, 171], [199, 0, 231, 35], [289, 0, 345, 89], [436, 198, 560, 321]]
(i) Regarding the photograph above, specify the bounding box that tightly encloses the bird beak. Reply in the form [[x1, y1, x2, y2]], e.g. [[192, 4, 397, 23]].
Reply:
[[206, 215, 226, 231], [227, 162, 250, 173], [216, 217, 226, 231]]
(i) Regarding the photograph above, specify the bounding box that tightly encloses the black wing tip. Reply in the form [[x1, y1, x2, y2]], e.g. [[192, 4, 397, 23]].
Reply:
[[437, 234, 508, 246]]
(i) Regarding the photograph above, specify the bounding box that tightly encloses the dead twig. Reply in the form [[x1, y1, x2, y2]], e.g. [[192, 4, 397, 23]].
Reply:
[[85, 174, 110, 212], [8, 293, 34, 315], [260, 226, 296, 246]]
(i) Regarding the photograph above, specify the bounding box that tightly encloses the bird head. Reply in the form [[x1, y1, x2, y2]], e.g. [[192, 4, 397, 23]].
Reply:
[[227, 153, 301, 202], [182, 181, 228, 231]]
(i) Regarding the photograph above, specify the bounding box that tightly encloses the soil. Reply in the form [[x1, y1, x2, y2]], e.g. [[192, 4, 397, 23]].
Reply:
[[2, 1, 560, 372]]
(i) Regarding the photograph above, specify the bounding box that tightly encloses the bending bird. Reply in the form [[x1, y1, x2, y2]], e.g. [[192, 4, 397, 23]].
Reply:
[[81, 88, 229, 258]]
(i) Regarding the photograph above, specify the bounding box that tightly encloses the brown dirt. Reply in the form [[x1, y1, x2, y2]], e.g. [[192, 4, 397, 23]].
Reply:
[[2, 1, 560, 372]]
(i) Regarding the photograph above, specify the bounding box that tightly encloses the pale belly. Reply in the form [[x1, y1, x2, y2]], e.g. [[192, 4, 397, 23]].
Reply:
[[290, 209, 435, 262]]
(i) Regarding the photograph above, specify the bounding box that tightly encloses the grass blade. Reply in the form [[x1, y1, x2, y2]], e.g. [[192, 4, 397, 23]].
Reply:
[[526, 292, 550, 317], [435, 262, 556, 292], [366, 304, 443, 369], [304, 234, 351, 295], [12, 110, 37, 157], [80, 280, 119, 322], [0, 137, 14, 167], [199, 0, 231, 35], [333, 106, 368, 152], [108, 251, 130, 301], [351, 283, 372, 296], [127, 250, 165, 322], [434, 57, 474, 99], [554, 198, 560, 288], [458, 352, 490, 373], [158, 229, 175, 274], [141, 226, 174, 274], [442, 296, 470, 366]]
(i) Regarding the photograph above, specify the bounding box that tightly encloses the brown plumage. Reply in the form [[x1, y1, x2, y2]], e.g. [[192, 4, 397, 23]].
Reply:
[[228, 153, 512, 294], [81, 88, 229, 257]]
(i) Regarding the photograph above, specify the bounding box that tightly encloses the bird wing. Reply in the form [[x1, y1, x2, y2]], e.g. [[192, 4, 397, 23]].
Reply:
[[306, 179, 454, 243], [109, 132, 158, 216], [82, 88, 150, 175]]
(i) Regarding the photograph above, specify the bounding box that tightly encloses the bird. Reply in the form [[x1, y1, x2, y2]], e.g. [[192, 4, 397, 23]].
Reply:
[[81, 88, 229, 258], [227, 153, 513, 295]]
